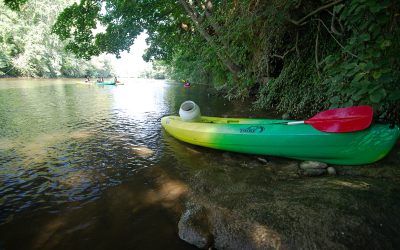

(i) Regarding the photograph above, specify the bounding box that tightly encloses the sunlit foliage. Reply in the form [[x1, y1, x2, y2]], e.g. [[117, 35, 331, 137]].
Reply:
[[0, 0, 113, 77]]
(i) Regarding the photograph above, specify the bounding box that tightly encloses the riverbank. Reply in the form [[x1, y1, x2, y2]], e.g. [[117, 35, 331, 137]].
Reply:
[[171, 139, 400, 249]]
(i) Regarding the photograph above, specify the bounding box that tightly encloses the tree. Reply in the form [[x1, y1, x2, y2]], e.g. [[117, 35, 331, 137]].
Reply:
[[0, 0, 115, 77], [4, 0, 399, 124]]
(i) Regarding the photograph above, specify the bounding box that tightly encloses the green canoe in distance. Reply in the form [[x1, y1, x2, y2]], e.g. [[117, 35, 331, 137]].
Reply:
[[96, 81, 116, 86], [161, 116, 400, 165]]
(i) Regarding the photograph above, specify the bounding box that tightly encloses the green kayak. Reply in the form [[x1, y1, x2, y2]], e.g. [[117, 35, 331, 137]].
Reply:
[[161, 116, 400, 165], [96, 81, 116, 86]]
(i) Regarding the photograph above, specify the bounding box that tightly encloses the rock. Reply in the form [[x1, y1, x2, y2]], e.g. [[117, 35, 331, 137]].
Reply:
[[208, 207, 284, 250], [178, 203, 213, 249], [301, 168, 327, 177], [300, 161, 328, 170], [327, 167, 336, 175]]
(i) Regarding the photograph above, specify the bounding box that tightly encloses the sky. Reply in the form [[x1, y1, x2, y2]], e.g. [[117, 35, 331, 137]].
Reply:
[[110, 33, 152, 77]]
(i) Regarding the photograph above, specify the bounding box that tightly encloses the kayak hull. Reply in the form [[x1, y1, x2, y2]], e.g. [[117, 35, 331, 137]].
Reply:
[[161, 116, 400, 165]]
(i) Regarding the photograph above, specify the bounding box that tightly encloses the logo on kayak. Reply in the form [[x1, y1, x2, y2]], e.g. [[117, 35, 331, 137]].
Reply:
[[240, 126, 265, 133]]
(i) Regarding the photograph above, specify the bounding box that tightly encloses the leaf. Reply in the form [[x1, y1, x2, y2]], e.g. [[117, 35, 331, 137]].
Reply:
[[359, 33, 370, 42], [352, 88, 368, 101], [343, 62, 358, 70], [380, 40, 391, 49], [343, 100, 354, 107], [330, 96, 341, 104], [372, 71, 382, 80], [352, 73, 364, 83], [359, 63, 367, 70], [369, 88, 387, 103]]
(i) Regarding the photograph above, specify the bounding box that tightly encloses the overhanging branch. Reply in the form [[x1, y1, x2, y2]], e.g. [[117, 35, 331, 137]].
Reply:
[[288, 0, 343, 26]]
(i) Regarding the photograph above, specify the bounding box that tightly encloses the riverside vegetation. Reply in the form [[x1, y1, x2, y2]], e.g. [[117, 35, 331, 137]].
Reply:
[[3, 0, 399, 123], [0, 0, 113, 78]]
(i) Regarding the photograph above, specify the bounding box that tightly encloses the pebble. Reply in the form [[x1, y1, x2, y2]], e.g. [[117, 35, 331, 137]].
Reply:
[[327, 166, 337, 175]]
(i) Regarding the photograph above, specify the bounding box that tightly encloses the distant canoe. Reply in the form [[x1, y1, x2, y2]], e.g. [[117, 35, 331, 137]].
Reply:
[[96, 81, 116, 86]]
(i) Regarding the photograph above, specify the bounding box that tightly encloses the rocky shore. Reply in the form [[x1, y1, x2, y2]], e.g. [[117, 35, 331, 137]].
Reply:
[[172, 141, 400, 249]]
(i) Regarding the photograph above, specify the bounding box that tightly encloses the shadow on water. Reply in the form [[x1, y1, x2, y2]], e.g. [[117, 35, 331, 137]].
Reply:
[[0, 165, 197, 250]]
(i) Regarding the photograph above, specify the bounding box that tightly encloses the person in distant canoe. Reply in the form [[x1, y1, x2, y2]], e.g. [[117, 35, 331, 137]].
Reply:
[[182, 79, 190, 87], [85, 76, 90, 82], [114, 76, 119, 83]]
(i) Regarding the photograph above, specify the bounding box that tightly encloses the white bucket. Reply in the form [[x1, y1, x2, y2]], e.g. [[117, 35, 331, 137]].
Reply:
[[179, 101, 201, 122]]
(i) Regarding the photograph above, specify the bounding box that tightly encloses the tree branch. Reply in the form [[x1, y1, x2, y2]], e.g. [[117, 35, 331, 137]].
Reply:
[[313, 18, 360, 59], [288, 0, 343, 26], [272, 46, 295, 59], [330, 9, 343, 36]]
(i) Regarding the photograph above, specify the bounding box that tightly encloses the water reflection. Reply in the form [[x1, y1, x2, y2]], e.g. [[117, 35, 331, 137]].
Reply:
[[0, 79, 175, 225], [112, 79, 167, 118]]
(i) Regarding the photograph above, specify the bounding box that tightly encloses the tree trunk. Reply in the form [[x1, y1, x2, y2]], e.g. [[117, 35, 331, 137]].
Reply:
[[178, 0, 241, 76]]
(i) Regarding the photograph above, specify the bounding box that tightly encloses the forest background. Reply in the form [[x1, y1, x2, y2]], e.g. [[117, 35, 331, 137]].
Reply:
[[0, 0, 113, 78], [1, 0, 399, 124]]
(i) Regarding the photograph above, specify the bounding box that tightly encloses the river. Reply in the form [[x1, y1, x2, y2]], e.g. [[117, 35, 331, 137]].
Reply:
[[0, 78, 267, 249], [1, 78, 399, 249]]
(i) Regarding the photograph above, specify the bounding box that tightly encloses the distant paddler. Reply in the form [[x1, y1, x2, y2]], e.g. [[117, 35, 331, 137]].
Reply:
[[114, 76, 124, 85], [181, 79, 191, 88]]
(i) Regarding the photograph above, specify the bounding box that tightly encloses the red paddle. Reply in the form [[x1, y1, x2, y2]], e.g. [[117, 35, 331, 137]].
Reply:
[[277, 106, 374, 133]]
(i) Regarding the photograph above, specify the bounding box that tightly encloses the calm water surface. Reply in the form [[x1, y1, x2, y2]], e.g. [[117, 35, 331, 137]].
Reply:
[[0, 78, 261, 249]]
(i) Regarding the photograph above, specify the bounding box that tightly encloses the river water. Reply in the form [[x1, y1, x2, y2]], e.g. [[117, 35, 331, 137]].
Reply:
[[1, 78, 400, 250], [0, 78, 266, 249]]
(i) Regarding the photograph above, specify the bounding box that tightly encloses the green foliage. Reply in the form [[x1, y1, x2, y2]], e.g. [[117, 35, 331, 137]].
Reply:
[[52, 1, 101, 59], [254, 57, 329, 118], [0, 0, 114, 78], [322, 0, 400, 122]]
